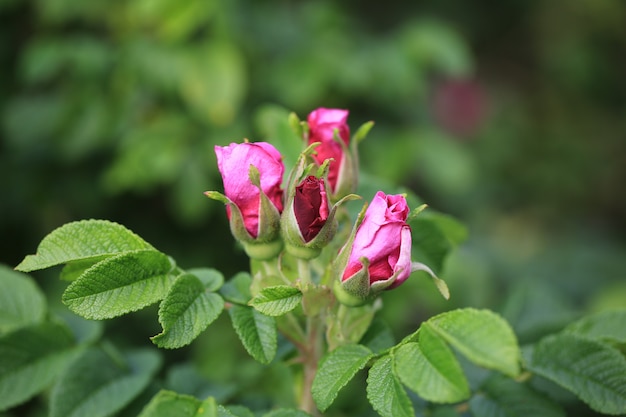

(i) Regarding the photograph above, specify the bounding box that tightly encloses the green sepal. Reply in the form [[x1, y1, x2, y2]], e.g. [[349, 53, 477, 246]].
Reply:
[[352, 120, 374, 144], [205, 185, 282, 261]]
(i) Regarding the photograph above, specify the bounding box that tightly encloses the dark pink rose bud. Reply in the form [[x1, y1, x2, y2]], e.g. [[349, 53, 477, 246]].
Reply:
[[307, 108, 355, 197], [334, 192, 412, 305], [207, 142, 284, 260], [293, 176, 329, 243]]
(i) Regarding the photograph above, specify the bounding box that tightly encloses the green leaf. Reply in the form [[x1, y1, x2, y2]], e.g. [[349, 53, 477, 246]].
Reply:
[[249, 286, 302, 317], [62, 250, 176, 319], [565, 309, 626, 344], [16, 220, 154, 272], [0, 322, 76, 411], [366, 355, 414, 417], [312, 344, 373, 411], [228, 305, 276, 364], [151, 273, 224, 349], [524, 333, 626, 415], [262, 409, 311, 417], [220, 405, 254, 417], [188, 268, 225, 292], [220, 272, 252, 304], [469, 374, 565, 417], [59, 257, 108, 281], [427, 308, 520, 377], [50, 347, 162, 417], [0, 265, 46, 334], [360, 318, 395, 353], [137, 390, 217, 417], [395, 326, 469, 403]]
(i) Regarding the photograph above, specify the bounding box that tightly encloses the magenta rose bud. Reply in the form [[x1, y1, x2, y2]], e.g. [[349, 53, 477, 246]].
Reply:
[[207, 142, 284, 260], [307, 108, 356, 198], [333, 192, 412, 306]]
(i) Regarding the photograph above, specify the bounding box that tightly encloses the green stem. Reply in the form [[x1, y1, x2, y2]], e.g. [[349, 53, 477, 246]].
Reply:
[[298, 258, 312, 286], [300, 315, 323, 417]]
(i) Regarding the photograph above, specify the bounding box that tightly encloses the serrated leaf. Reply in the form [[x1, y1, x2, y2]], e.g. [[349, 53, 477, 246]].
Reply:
[[138, 390, 218, 417], [152, 273, 224, 349], [50, 347, 161, 417], [0, 322, 76, 411], [62, 250, 175, 319], [366, 355, 414, 417], [249, 286, 302, 317], [427, 308, 520, 377], [16, 220, 154, 272], [312, 344, 373, 411], [188, 268, 225, 292], [262, 409, 311, 417], [565, 309, 626, 343], [525, 333, 626, 415], [395, 326, 469, 403], [220, 272, 252, 304], [468, 374, 565, 417], [220, 404, 254, 417], [0, 265, 46, 334], [228, 305, 276, 364]]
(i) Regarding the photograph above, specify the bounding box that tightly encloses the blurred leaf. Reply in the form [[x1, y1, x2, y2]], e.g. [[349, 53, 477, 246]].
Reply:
[[228, 305, 276, 364], [0, 265, 46, 334], [395, 326, 469, 403], [152, 273, 224, 349], [59, 257, 108, 281], [359, 318, 395, 353], [249, 286, 302, 317], [50, 347, 161, 417], [104, 116, 190, 193], [501, 279, 577, 344], [410, 217, 452, 275], [565, 309, 626, 344], [426, 308, 520, 377], [262, 409, 311, 417], [62, 250, 176, 319], [366, 355, 414, 417], [220, 272, 252, 304], [188, 268, 225, 292], [180, 41, 246, 125], [16, 220, 154, 272], [0, 322, 76, 411], [469, 374, 565, 417], [524, 333, 626, 415], [137, 390, 217, 417], [312, 344, 373, 411], [401, 19, 473, 77]]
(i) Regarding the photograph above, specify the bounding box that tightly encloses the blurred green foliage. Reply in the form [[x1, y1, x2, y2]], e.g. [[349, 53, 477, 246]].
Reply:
[[1, 1, 625, 415]]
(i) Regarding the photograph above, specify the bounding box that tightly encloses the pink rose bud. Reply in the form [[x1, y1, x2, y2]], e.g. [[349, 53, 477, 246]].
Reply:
[[207, 142, 284, 260], [333, 192, 412, 306], [307, 108, 357, 198], [293, 176, 330, 243]]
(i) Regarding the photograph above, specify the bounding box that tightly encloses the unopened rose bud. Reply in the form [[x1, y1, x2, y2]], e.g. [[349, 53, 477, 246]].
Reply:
[[307, 108, 358, 199], [333, 192, 412, 305], [206, 142, 284, 260]]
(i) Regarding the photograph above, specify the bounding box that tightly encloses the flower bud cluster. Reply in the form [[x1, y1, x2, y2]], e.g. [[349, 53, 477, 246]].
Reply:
[[206, 108, 424, 305]]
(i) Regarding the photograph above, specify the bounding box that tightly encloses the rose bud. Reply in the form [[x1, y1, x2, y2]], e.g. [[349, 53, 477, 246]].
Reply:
[[205, 142, 284, 260], [333, 191, 412, 306], [294, 176, 330, 242], [306, 108, 358, 199]]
